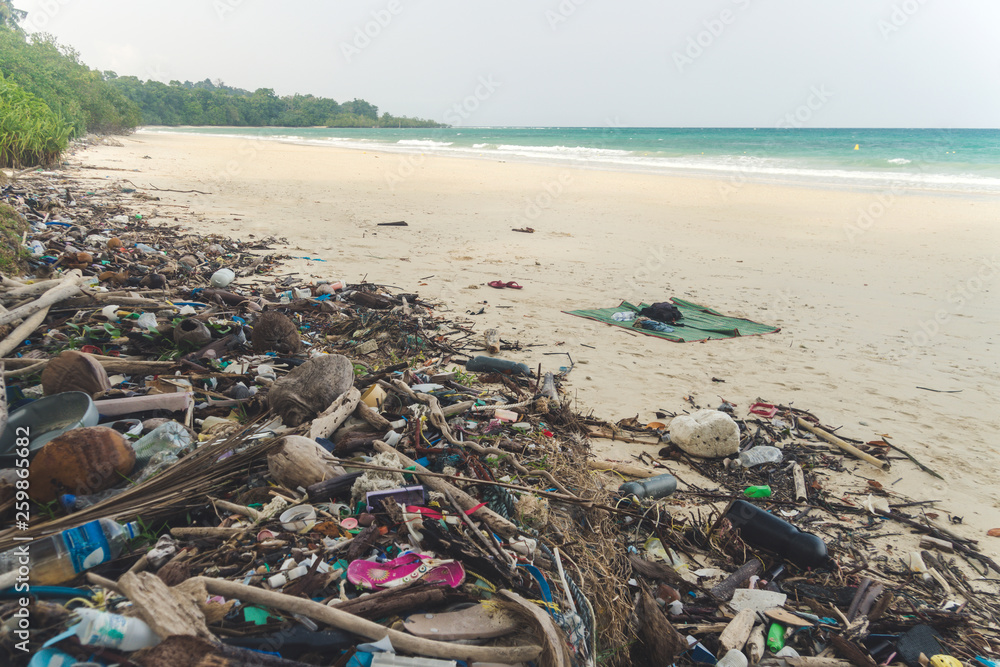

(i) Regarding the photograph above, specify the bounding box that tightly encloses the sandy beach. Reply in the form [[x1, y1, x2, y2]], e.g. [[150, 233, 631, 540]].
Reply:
[[75, 131, 1000, 544]]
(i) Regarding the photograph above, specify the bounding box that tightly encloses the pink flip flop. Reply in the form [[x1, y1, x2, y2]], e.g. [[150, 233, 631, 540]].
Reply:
[[347, 553, 466, 590], [504, 281, 523, 289], [488, 280, 506, 289], [348, 552, 424, 590]]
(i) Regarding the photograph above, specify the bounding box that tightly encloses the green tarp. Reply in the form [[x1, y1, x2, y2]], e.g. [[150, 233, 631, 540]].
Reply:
[[563, 298, 780, 343]]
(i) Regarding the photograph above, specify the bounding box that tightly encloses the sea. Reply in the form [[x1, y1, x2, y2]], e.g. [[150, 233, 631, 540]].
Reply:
[[141, 126, 1000, 195]]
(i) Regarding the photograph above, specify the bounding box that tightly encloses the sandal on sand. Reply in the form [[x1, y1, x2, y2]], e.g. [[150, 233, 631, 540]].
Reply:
[[504, 281, 523, 289], [488, 280, 506, 289]]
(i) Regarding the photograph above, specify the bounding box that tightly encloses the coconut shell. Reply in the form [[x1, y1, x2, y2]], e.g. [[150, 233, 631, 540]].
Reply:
[[174, 318, 212, 347], [251, 311, 301, 354], [41, 350, 112, 396], [28, 426, 135, 502], [107, 237, 123, 250], [268, 355, 354, 426]]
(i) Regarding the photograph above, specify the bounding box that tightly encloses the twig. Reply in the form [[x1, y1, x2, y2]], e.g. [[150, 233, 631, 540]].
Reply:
[[880, 437, 943, 480]]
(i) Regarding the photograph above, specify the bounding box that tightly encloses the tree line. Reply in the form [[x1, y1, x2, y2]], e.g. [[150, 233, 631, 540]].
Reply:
[[0, 1, 442, 166], [106, 76, 445, 129]]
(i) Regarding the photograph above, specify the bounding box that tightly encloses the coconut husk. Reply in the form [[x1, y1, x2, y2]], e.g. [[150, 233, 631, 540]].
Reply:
[[252, 311, 301, 354], [267, 354, 353, 426], [28, 426, 135, 502], [40, 350, 112, 396]]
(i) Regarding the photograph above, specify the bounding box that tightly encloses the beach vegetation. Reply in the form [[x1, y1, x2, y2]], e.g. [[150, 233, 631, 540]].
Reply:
[[0, 71, 72, 166], [0, 29, 141, 137], [107, 76, 447, 128]]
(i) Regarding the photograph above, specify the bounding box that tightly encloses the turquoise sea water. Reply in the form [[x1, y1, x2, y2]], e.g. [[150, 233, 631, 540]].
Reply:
[[142, 126, 1000, 194]]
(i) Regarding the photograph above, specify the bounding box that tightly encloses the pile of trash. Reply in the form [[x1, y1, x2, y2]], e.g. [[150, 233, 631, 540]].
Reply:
[[0, 169, 997, 667]]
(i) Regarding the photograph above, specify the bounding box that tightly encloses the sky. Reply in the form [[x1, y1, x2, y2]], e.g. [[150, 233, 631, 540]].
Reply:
[[14, 0, 1000, 128]]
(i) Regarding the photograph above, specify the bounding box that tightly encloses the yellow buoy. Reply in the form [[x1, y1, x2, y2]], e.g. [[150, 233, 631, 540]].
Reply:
[[854, 144, 860, 150]]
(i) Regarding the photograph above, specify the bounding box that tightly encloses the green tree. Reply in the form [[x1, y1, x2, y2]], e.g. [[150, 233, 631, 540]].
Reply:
[[0, 0, 26, 32]]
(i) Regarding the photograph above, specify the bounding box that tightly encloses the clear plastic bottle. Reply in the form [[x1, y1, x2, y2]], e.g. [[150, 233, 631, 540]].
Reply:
[[0, 518, 138, 586], [717, 649, 749, 667], [731, 446, 783, 469]]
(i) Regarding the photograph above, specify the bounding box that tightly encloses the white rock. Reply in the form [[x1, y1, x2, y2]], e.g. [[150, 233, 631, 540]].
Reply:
[[669, 409, 740, 458]]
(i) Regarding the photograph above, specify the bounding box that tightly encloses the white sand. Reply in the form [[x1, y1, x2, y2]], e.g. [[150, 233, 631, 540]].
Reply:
[[74, 132, 1000, 546]]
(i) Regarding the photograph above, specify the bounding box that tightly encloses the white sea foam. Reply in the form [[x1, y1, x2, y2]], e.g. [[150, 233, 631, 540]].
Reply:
[[138, 128, 1000, 194], [396, 139, 454, 147]]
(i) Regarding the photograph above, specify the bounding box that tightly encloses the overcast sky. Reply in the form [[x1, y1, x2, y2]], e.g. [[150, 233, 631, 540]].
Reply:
[[15, 0, 1000, 127]]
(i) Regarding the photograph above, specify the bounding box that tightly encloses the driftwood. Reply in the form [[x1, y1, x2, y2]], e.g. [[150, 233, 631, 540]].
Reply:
[[171, 527, 247, 540], [589, 460, 660, 478], [0, 306, 49, 358], [500, 589, 572, 667], [132, 635, 315, 667], [709, 560, 763, 602], [718, 609, 756, 655], [268, 435, 346, 489], [634, 588, 686, 667], [796, 418, 889, 470], [746, 623, 766, 665], [191, 577, 542, 664], [308, 387, 361, 439], [334, 431, 382, 456], [354, 400, 392, 432], [373, 440, 518, 538], [792, 462, 808, 502], [0, 271, 84, 328], [307, 472, 364, 502], [113, 572, 214, 640], [331, 582, 455, 619]]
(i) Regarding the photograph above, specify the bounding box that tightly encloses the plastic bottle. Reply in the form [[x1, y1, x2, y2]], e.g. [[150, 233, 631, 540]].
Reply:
[[766, 622, 786, 652], [717, 648, 749, 667], [132, 421, 193, 470], [612, 311, 636, 322], [744, 485, 772, 499], [72, 608, 160, 650], [725, 499, 829, 569], [210, 268, 235, 288], [465, 356, 533, 377], [731, 446, 783, 469], [134, 243, 162, 255], [0, 518, 139, 586], [619, 474, 678, 500]]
